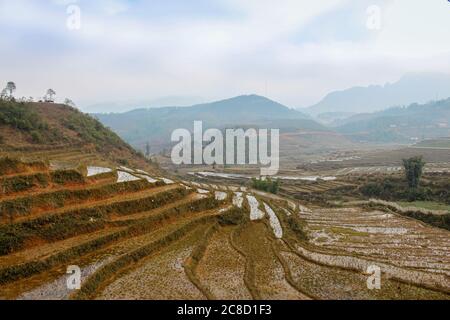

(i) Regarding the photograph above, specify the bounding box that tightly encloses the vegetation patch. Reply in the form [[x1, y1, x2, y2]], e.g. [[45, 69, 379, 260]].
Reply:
[[0, 169, 87, 196], [0, 172, 50, 195], [61, 106, 137, 156], [251, 177, 280, 194], [87, 171, 117, 182], [217, 206, 246, 226], [0, 100, 64, 144], [50, 170, 85, 185], [0, 157, 47, 176], [278, 209, 308, 242]]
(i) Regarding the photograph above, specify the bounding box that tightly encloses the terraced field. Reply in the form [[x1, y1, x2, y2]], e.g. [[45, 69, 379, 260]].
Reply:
[[335, 163, 450, 175], [280, 180, 354, 197], [1, 146, 116, 171], [0, 156, 449, 300]]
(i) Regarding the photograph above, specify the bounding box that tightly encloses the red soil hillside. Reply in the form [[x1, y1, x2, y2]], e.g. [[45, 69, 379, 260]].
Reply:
[[0, 100, 156, 172]]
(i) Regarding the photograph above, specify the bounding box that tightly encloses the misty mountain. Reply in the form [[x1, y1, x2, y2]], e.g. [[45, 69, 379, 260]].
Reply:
[[304, 73, 450, 116], [335, 98, 450, 143], [94, 95, 324, 150], [83, 95, 206, 113]]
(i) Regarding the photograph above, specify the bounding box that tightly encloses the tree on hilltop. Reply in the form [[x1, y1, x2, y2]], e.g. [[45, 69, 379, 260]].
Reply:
[[46, 89, 56, 102], [6, 82, 16, 98]]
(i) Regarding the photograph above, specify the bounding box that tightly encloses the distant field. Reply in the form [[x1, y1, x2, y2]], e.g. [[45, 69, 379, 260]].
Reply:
[[397, 201, 450, 212], [414, 139, 450, 149]]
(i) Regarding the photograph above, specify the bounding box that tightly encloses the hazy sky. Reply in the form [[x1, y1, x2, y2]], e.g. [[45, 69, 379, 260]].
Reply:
[[1, 0, 450, 111]]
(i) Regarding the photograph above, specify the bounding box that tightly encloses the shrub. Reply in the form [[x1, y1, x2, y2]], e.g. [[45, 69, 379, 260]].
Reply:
[[118, 159, 129, 166], [359, 179, 397, 199], [251, 177, 280, 194], [0, 231, 24, 255], [218, 207, 245, 226], [285, 215, 308, 241], [0, 157, 22, 175], [50, 170, 85, 185], [30, 131, 44, 143], [404, 187, 432, 202]]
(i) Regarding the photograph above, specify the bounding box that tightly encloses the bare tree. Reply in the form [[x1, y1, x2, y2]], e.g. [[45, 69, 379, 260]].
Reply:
[[6, 82, 16, 98], [46, 89, 56, 102]]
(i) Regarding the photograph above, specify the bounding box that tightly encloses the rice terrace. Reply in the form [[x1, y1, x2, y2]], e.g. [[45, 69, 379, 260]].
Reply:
[[1, 0, 450, 305], [0, 100, 449, 300]]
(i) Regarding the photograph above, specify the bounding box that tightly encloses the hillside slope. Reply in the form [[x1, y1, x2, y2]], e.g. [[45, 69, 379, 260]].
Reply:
[[0, 100, 152, 170]]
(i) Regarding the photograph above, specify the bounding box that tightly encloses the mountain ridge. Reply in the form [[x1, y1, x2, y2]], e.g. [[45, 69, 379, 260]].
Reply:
[[106, 95, 307, 117], [94, 94, 325, 151], [304, 73, 450, 116]]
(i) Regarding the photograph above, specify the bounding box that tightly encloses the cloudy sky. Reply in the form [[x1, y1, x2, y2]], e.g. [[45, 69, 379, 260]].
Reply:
[[1, 0, 450, 111]]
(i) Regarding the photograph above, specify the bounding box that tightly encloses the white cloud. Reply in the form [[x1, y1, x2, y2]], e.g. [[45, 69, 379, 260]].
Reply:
[[375, 0, 450, 56], [0, 0, 449, 109]]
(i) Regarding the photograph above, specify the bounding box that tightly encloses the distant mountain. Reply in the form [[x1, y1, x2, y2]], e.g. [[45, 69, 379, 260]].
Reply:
[[83, 95, 206, 113], [335, 98, 450, 143], [304, 73, 450, 116], [94, 95, 325, 151]]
